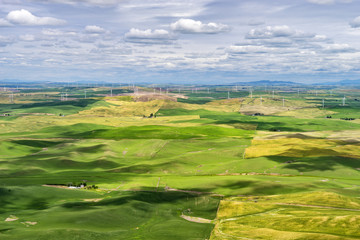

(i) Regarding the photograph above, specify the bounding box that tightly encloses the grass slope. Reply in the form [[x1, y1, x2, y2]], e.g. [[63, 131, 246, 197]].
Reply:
[[0, 87, 360, 239]]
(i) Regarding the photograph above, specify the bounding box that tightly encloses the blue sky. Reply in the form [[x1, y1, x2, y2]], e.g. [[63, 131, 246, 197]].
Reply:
[[1, 0, 360, 83]]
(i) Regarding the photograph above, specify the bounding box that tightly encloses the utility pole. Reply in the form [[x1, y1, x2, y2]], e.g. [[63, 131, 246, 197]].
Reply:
[[342, 96, 346, 106], [260, 96, 263, 105], [228, 91, 230, 99], [322, 99, 325, 108], [282, 97, 285, 107], [84, 90, 87, 99], [272, 90, 275, 99], [110, 88, 113, 97]]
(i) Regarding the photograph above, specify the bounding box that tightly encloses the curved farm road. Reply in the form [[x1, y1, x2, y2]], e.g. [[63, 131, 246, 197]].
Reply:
[[180, 214, 213, 224]]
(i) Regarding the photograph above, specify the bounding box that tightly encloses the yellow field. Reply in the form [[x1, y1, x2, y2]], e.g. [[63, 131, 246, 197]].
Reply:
[[211, 191, 360, 240], [245, 138, 360, 158], [275, 107, 336, 118], [79, 99, 166, 117], [237, 97, 315, 115], [254, 130, 360, 142]]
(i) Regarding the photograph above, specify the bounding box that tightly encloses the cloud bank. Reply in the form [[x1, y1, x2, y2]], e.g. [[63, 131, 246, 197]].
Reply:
[[124, 28, 175, 44], [85, 25, 106, 33], [171, 19, 230, 34]]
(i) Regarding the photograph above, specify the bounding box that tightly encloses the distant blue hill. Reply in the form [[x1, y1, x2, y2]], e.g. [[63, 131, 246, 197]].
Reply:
[[232, 80, 302, 86], [315, 80, 360, 86]]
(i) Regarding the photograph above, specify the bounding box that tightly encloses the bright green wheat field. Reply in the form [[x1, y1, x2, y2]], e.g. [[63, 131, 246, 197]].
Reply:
[[0, 85, 360, 239]]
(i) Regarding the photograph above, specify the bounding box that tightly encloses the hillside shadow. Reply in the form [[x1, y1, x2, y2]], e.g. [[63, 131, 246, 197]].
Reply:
[[187, 180, 255, 193], [0, 188, 13, 213], [18, 99, 98, 109], [267, 155, 360, 172], [12, 139, 66, 148], [251, 182, 309, 195], [266, 133, 319, 139], [215, 120, 304, 132], [61, 191, 206, 209], [0, 187, 13, 199], [76, 144, 107, 153], [27, 198, 49, 210], [9, 157, 121, 172]]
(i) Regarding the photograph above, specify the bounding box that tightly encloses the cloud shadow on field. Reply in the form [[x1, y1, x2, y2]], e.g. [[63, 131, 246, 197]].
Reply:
[[61, 191, 209, 210], [267, 155, 360, 172], [185, 180, 256, 195], [214, 120, 304, 132]]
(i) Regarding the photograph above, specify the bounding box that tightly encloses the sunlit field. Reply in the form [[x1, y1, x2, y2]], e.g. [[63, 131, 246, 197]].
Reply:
[[1, 85, 360, 239]]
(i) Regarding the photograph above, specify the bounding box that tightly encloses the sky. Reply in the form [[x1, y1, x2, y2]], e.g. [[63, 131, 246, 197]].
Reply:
[[1, 0, 360, 84]]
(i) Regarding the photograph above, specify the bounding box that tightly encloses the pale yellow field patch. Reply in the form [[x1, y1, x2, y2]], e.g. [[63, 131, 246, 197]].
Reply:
[[275, 108, 337, 118], [245, 138, 360, 158], [255, 130, 360, 142], [211, 192, 360, 240], [238, 97, 315, 115]]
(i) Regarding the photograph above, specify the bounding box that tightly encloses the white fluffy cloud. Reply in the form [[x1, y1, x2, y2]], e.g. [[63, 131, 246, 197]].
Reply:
[[228, 25, 356, 63], [246, 25, 295, 39], [307, 0, 334, 4], [245, 25, 321, 43], [6, 9, 65, 26], [0, 18, 12, 27], [350, 16, 360, 28], [124, 28, 175, 44], [85, 25, 106, 33], [170, 18, 230, 34]]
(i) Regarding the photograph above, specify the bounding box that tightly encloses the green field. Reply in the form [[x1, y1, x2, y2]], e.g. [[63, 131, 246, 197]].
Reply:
[[0, 85, 360, 239]]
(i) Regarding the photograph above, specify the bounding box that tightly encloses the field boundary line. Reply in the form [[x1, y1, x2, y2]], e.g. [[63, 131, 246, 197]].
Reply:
[[274, 203, 360, 211]]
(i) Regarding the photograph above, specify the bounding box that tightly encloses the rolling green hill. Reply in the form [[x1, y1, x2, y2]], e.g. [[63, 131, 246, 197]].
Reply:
[[1, 86, 360, 239]]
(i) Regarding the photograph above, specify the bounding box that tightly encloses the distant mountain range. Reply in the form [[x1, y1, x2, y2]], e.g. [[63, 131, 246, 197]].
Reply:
[[314, 80, 360, 86], [231, 80, 302, 86], [0, 79, 359, 86], [232, 79, 360, 86]]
